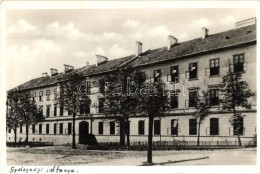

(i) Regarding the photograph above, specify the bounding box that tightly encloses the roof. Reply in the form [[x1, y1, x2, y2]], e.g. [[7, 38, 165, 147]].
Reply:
[[127, 24, 256, 67], [8, 24, 256, 93]]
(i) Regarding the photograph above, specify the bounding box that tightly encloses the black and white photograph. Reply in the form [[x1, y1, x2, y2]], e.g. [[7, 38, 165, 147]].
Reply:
[[0, 1, 259, 174]]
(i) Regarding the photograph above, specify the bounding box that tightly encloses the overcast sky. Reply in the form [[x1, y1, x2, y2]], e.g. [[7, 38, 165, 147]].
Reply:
[[5, 8, 255, 90]]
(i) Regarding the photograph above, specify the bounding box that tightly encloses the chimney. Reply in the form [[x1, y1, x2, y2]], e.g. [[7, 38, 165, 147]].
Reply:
[[136, 41, 142, 56], [202, 27, 209, 39], [42, 72, 48, 77], [50, 68, 58, 76], [168, 35, 178, 50], [64, 64, 74, 73], [86, 62, 89, 67], [96, 55, 108, 66], [235, 17, 256, 28]]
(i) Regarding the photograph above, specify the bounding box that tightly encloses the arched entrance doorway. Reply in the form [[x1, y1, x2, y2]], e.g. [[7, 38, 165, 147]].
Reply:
[[79, 121, 89, 144]]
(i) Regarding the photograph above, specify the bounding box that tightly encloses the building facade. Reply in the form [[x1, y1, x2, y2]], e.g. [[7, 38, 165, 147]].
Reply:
[[6, 18, 257, 145]]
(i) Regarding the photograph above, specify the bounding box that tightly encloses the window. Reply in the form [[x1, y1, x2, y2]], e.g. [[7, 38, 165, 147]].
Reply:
[[68, 110, 72, 115], [210, 118, 219, 135], [46, 90, 50, 101], [154, 120, 161, 135], [60, 106, 64, 116], [233, 117, 244, 136], [32, 124, 35, 134], [60, 123, 63, 134], [189, 119, 197, 135], [80, 103, 90, 115], [20, 125, 23, 133], [233, 54, 245, 73], [98, 122, 103, 135], [39, 124, 42, 134], [54, 105, 57, 116], [39, 91, 43, 102], [171, 119, 178, 135], [170, 66, 179, 82], [99, 99, 104, 113], [46, 105, 50, 117], [86, 80, 91, 95], [54, 123, 57, 134], [138, 120, 145, 135], [210, 58, 219, 76], [125, 121, 130, 134], [46, 124, 49, 134], [189, 63, 197, 79], [54, 88, 57, 99], [8, 128, 11, 133], [170, 95, 178, 109], [189, 91, 197, 107], [32, 92, 36, 102], [99, 79, 105, 94], [39, 106, 43, 116], [154, 69, 161, 82], [209, 89, 219, 106], [68, 123, 72, 134], [110, 122, 115, 135]]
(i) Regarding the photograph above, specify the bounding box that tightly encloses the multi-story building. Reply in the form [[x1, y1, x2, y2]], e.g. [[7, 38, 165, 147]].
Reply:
[[6, 18, 256, 145]]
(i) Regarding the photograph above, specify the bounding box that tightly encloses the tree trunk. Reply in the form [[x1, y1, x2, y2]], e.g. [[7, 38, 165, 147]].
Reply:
[[25, 124, 29, 143], [197, 120, 201, 146], [119, 118, 125, 146], [147, 116, 154, 164], [126, 119, 130, 148], [14, 128, 17, 144], [237, 135, 242, 146], [72, 114, 76, 149]]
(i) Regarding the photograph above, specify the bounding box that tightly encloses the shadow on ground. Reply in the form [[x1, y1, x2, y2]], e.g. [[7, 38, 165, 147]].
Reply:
[[139, 156, 210, 166]]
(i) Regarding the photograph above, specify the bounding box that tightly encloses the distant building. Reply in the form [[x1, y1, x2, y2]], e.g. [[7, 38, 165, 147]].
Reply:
[[6, 18, 256, 145]]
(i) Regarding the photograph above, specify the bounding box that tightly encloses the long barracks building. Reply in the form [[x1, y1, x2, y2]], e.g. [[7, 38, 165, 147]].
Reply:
[[7, 18, 257, 145]]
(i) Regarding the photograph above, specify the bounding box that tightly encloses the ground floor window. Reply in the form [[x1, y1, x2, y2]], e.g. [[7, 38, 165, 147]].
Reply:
[[110, 121, 115, 135], [68, 123, 72, 134], [171, 119, 178, 135], [32, 124, 35, 134], [54, 123, 56, 134], [99, 122, 103, 135], [138, 120, 145, 135], [154, 120, 161, 135], [189, 119, 197, 135], [39, 124, 42, 134], [60, 123, 63, 134], [20, 125, 23, 133], [210, 118, 219, 135], [46, 124, 49, 134], [234, 117, 244, 136]]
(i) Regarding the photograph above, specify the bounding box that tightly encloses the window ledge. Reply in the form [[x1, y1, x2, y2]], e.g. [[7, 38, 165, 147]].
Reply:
[[189, 78, 199, 81], [209, 75, 221, 78]]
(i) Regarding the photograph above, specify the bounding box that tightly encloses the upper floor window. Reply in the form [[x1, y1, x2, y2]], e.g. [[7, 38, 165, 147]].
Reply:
[[46, 90, 50, 101], [99, 99, 105, 113], [168, 66, 179, 83], [32, 92, 36, 102], [209, 89, 219, 106], [231, 54, 246, 73], [80, 103, 90, 115], [187, 91, 197, 108], [54, 88, 57, 99], [210, 58, 219, 76], [154, 69, 161, 82], [170, 94, 178, 109], [54, 105, 57, 116], [39, 91, 43, 102], [99, 79, 105, 94], [186, 63, 198, 80], [46, 105, 51, 117], [39, 106, 43, 116], [60, 105, 64, 116]]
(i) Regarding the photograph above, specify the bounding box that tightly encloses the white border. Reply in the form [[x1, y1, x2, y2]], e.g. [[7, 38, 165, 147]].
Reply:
[[1, 1, 259, 174]]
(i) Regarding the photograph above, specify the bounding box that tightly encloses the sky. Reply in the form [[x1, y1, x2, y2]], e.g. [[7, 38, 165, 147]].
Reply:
[[5, 8, 256, 90]]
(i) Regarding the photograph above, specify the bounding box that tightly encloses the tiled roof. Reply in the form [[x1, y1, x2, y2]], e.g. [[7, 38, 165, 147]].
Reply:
[[127, 24, 256, 67], [8, 24, 256, 92]]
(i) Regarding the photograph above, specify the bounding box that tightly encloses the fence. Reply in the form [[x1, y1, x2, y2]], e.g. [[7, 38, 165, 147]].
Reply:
[[86, 139, 256, 150], [6, 141, 54, 148]]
